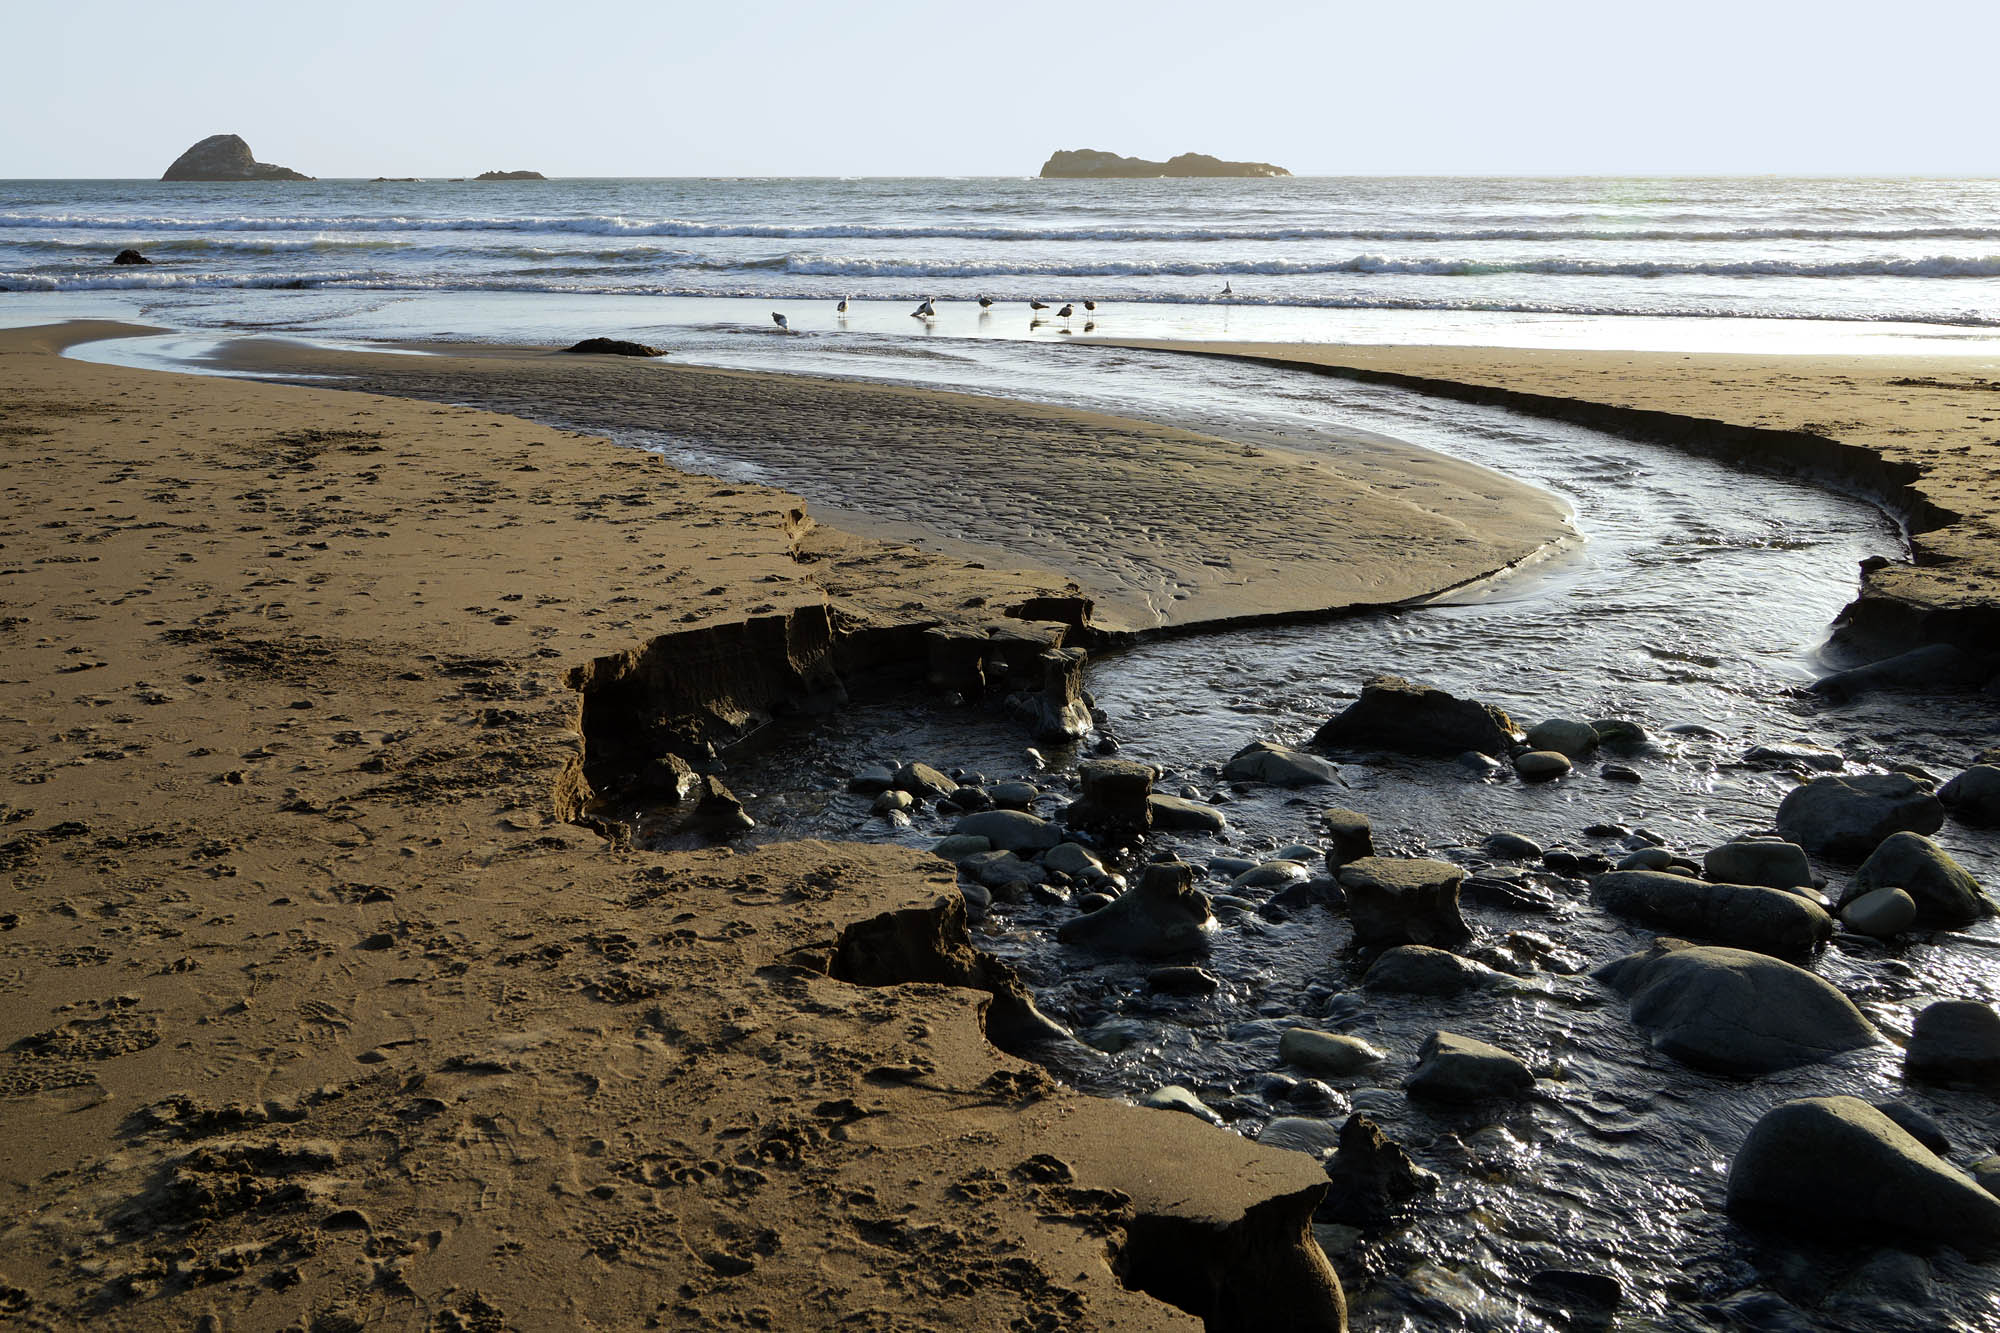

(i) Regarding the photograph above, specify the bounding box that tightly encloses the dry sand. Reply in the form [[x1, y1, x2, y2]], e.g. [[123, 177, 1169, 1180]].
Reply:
[[0, 323, 1346, 1332], [207, 337, 1572, 634], [1103, 340, 2000, 658]]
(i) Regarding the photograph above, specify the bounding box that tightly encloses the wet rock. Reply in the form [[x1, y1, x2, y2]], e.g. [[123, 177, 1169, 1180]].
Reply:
[[988, 780, 1039, 809], [1404, 1031, 1533, 1102], [847, 762, 896, 794], [929, 833, 991, 863], [949, 784, 992, 811], [1702, 838, 1814, 891], [1074, 891, 1114, 914], [1231, 860, 1310, 890], [1616, 846, 1676, 871], [1222, 740, 1343, 787], [693, 775, 754, 832], [962, 850, 1048, 894], [1362, 945, 1507, 995], [1839, 886, 1917, 937], [1064, 758, 1155, 838], [1527, 1269, 1622, 1328], [1318, 1114, 1438, 1227], [637, 752, 699, 801], [1594, 939, 1879, 1076], [1775, 772, 1943, 859], [1009, 647, 1092, 741], [1726, 1096, 2000, 1251], [872, 789, 914, 815], [1541, 849, 1611, 876], [1147, 965, 1220, 995], [1458, 751, 1505, 779], [1460, 874, 1555, 913], [1338, 857, 1470, 949], [1940, 764, 2000, 825], [1811, 643, 1988, 700], [1043, 842, 1104, 878], [1590, 869, 1833, 960], [1973, 1157, 2000, 1195], [1874, 1101, 1950, 1155], [562, 337, 664, 357], [1844, 831, 1992, 927], [1904, 1000, 2000, 1086], [1279, 1029, 1385, 1077], [1312, 674, 1518, 757], [1320, 808, 1373, 868], [1483, 832, 1542, 861], [1147, 793, 1228, 834], [112, 248, 151, 265], [1140, 1085, 1223, 1125], [1513, 750, 1573, 782], [1588, 718, 1649, 749], [1599, 763, 1643, 783], [1259, 1116, 1343, 1159], [893, 761, 957, 798], [958, 880, 992, 915], [1525, 718, 1599, 757], [1058, 859, 1215, 958], [1743, 741, 1846, 771], [951, 808, 1060, 854]]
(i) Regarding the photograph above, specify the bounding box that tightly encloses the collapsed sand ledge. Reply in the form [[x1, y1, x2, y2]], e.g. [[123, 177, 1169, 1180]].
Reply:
[[0, 323, 1347, 1330], [1101, 340, 2000, 665]]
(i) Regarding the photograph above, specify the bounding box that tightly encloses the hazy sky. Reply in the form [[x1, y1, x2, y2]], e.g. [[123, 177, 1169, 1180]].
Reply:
[[7, 0, 1995, 177]]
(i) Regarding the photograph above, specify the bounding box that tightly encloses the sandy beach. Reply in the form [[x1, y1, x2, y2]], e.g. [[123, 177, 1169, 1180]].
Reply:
[[6, 315, 2000, 1332]]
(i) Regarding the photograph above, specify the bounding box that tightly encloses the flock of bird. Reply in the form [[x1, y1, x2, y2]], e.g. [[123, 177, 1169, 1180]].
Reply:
[[772, 294, 1118, 333]]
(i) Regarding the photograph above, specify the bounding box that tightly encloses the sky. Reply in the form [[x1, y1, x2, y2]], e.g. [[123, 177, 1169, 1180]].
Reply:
[[5, 0, 1996, 178]]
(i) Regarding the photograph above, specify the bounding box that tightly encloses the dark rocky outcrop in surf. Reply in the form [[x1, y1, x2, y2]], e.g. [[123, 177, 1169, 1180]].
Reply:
[[475, 169, 545, 180], [562, 338, 665, 357], [161, 134, 312, 181], [1039, 149, 1290, 179], [111, 249, 151, 266]]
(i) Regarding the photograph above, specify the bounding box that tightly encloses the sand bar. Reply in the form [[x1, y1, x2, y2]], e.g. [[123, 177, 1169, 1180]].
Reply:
[[205, 335, 1573, 634], [0, 324, 1347, 1330], [1103, 340, 2000, 659]]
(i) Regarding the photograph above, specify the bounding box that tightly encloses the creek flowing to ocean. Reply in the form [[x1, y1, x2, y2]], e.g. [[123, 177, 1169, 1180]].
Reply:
[[18, 174, 2000, 1330]]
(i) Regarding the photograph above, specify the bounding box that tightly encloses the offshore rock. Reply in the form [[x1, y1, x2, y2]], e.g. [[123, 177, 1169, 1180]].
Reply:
[[1312, 674, 1517, 758], [1039, 148, 1290, 178], [1594, 939, 1878, 1076], [475, 169, 546, 180], [162, 134, 312, 181], [1727, 1096, 2000, 1251], [111, 248, 151, 265]]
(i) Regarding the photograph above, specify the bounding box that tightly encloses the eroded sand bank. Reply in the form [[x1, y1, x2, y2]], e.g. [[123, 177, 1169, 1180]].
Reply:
[[0, 324, 1344, 1331]]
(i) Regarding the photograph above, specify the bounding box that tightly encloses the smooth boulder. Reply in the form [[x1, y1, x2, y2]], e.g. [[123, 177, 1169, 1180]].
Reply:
[[1702, 839, 1814, 892], [1594, 940, 1878, 1076], [1058, 860, 1215, 958], [1810, 643, 1988, 700], [1363, 945, 1507, 996], [1844, 831, 1992, 927], [1525, 718, 1599, 758], [1338, 857, 1471, 949], [1775, 772, 1943, 859], [1312, 674, 1517, 757], [1940, 764, 2000, 825], [1904, 1000, 2000, 1086], [1513, 750, 1572, 782], [1591, 870, 1833, 960], [1222, 740, 1343, 787], [1840, 886, 1917, 937], [111, 248, 151, 265], [1726, 1096, 2000, 1251], [952, 808, 1061, 854], [1147, 793, 1228, 833], [1404, 1031, 1533, 1102], [1279, 1029, 1385, 1077]]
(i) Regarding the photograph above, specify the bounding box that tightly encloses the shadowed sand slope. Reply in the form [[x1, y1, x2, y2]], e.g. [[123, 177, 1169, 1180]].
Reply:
[[1104, 340, 2000, 656], [210, 337, 1572, 633], [0, 326, 1345, 1331]]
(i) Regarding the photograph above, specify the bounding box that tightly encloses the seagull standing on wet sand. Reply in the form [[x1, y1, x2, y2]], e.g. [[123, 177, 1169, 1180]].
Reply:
[[977, 295, 994, 310], [1028, 300, 1049, 313], [1055, 303, 1074, 325], [771, 312, 791, 332], [911, 297, 936, 319], [1082, 299, 1096, 318], [835, 297, 849, 314]]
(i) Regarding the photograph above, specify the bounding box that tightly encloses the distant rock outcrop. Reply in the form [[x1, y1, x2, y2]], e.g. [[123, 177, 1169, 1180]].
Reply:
[[1039, 149, 1289, 179], [475, 170, 545, 181], [111, 249, 151, 266], [162, 134, 312, 182]]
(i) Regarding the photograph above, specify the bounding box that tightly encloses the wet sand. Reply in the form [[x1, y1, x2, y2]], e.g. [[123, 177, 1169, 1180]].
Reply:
[[1102, 340, 2000, 658], [206, 335, 1573, 634], [0, 323, 1341, 1331]]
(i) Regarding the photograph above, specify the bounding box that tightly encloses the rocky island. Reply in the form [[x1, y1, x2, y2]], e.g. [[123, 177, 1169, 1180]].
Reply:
[[1040, 149, 1290, 179], [475, 169, 545, 180], [160, 134, 312, 182]]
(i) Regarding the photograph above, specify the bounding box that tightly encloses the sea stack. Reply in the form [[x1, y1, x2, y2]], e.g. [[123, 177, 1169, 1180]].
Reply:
[[1039, 149, 1289, 179], [161, 134, 312, 182], [475, 169, 546, 181]]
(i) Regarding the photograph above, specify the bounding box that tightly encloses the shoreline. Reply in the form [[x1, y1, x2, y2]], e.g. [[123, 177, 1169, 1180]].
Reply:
[[1096, 339, 2000, 668]]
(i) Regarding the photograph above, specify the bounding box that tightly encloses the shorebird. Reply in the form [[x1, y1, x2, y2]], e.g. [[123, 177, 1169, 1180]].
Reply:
[[1082, 299, 1096, 317], [1220, 281, 1233, 297], [1056, 303, 1074, 324], [977, 295, 994, 310], [911, 297, 936, 319], [771, 312, 791, 332], [835, 297, 849, 314]]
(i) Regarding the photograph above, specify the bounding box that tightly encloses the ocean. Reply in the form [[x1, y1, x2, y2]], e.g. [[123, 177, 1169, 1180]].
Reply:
[[4, 176, 2000, 352]]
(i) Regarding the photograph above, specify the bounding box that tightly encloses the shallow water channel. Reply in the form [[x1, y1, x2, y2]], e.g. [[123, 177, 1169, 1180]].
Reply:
[[607, 332, 2000, 1333]]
